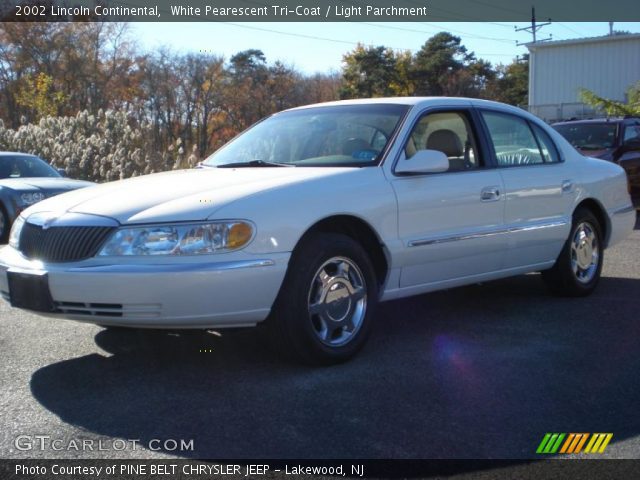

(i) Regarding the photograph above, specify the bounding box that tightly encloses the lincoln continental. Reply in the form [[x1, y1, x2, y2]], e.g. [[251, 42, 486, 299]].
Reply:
[[0, 98, 635, 364]]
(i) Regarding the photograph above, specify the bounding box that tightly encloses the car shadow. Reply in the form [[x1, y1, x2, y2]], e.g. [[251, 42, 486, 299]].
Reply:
[[30, 274, 640, 459]]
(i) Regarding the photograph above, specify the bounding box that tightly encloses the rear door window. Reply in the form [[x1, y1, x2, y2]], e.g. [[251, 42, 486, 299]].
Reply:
[[530, 123, 561, 163], [481, 111, 544, 167]]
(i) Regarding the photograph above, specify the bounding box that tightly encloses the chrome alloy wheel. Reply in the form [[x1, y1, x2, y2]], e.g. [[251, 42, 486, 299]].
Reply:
[[570, 221, 600, 284], [308, 256, 367, 347]]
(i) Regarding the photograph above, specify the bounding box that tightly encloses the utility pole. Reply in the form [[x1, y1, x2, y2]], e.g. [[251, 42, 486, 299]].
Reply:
[[516, 7, 552, 46]]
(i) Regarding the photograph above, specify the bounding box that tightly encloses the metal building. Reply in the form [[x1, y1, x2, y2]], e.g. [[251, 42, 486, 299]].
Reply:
[[527, 33, 640, 122]]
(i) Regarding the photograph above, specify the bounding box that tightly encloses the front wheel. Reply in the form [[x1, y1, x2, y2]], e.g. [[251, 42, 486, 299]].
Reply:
[[266, 233, 378, 365], [542, 207, 603, 297]]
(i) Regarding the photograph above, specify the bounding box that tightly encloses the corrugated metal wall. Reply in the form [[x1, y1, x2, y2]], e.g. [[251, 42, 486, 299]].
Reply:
[[528, 35, 640, 120]]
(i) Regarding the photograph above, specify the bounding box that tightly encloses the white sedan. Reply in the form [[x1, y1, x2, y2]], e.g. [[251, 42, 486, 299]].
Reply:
[[0, 98, 635, 364]]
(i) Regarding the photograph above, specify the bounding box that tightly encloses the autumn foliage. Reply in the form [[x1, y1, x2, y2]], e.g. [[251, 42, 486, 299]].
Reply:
[[0, 23, 340, 180], [0, 24, 527, 182]]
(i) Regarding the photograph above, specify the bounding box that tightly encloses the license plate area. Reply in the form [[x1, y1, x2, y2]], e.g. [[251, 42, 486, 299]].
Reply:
[[7, 270, 56, 313]]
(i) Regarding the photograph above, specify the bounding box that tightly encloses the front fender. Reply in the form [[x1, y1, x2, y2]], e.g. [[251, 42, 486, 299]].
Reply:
[[208, 168, 399, 256]]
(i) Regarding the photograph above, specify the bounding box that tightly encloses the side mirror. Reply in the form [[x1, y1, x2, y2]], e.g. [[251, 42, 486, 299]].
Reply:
[[57, 168, 67, 177], [395, 149, 449, 175]]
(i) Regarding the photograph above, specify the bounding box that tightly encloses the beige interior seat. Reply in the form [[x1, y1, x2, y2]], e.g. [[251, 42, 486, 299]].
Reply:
[[426, 129, 465, 170]]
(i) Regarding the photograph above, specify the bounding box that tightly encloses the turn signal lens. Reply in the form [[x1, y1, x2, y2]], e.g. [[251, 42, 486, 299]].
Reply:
[[227, 222, 253, 249]]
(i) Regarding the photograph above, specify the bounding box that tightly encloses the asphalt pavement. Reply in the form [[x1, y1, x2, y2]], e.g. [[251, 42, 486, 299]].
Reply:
[[1, 215, 639, 460]]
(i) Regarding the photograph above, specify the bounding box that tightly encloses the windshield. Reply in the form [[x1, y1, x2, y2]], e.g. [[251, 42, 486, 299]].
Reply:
[[0, 155, 60, 179], [553, 123, 618, 150], [203, 104, 410, 167]]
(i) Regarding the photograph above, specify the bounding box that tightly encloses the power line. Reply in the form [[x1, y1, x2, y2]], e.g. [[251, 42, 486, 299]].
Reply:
[[360, 22, 439, 35], [374, 1, 518, 43], [360, 22, 515, 44], [220, 23, 518, 60], [121, 0, 518, 47], [487, 22, 516, 28], [419, 23, 515, 43], [115, 0, 524, 63], [220, 22, 416, 51], [556, 23, 587, 37]]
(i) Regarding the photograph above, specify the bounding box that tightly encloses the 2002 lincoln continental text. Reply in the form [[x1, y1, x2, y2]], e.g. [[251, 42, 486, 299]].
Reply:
[[0, 98, 635, 364]]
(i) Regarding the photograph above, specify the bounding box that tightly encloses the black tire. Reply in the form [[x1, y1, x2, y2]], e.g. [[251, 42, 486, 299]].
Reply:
[[542, 207, 603, 297], [266, 233, 379, 365]]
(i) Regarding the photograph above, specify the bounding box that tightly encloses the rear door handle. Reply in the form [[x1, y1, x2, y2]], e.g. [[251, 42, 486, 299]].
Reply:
[[562, 180, 574, 193], [481, 186, 501, 202]]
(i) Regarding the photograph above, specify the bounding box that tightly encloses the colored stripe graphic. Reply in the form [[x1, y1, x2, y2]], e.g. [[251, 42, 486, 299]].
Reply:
[[537, 433, 565, 454], [598, 433, 614, 453], [549, 433, 565, 453], [573, 433, 590, 453], [536, 434, 552, 454], [559, 434, 575, 453], [560, 433, 588, 453], [538, 433, 613, 454], [585, 433, 613, 454]]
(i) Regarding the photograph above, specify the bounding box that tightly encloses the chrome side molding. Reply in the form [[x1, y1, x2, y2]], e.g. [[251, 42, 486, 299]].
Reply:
[[612, 205, 635, 216], [408, 220, 568, 247]]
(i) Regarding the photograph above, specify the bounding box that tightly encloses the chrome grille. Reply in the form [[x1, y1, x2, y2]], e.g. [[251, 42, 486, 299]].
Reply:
[[19, 223, 115, 262]]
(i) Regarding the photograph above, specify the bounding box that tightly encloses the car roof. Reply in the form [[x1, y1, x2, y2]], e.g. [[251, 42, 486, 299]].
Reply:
[[284, 97, 530, 115], [0, 152, 37, 157], [282, 97, 545, 129], [285, 97, 439, 110]]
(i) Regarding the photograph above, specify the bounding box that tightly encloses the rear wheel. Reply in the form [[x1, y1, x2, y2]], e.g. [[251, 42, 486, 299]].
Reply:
[[266, 233, 378, 365], [542, 207, 603, 297]]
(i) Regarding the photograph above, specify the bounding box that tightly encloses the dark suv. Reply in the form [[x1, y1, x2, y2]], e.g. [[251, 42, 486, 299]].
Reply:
[[553, 117, 640, 207]]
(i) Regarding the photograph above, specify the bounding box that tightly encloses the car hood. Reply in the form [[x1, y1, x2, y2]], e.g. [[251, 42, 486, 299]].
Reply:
[[0, 177, 94, 192], [23, 167, 352, 224]]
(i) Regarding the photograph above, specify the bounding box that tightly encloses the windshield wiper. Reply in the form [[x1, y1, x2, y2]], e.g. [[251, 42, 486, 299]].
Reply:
[[217, 160, 295, 168]]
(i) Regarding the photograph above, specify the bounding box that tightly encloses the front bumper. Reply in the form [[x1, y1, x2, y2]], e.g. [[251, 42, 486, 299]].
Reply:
[[0, 246, 290, 328]]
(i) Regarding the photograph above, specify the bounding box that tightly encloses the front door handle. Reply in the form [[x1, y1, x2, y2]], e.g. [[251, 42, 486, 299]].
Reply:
[[481, 186, 501, 201]]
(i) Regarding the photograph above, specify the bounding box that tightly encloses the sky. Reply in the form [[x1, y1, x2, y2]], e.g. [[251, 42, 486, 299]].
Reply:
[[132, 22, 640, 74]]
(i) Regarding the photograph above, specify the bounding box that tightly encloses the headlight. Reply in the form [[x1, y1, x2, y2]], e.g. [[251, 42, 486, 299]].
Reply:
[[20, 192, 46, 205], [9, 215, 25, 249], [97, 221, 254, 256]]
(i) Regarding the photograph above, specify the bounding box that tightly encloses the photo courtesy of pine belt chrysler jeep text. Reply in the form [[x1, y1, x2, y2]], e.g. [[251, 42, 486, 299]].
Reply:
[[0, 98, 635, 364]]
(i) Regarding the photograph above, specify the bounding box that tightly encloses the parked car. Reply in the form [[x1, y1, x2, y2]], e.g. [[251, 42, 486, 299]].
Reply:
[[0, 152, 94, 242], [552, 117, 640, 208], [0, 99, 635, 364]]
